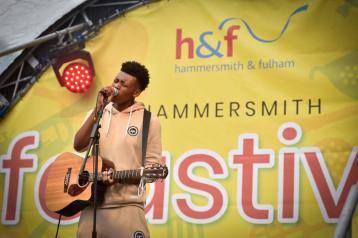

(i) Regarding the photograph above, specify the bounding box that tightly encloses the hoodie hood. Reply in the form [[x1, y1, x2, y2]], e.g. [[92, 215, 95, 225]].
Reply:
[[103, 101, 145, 137], [104, 101, 145, 114]]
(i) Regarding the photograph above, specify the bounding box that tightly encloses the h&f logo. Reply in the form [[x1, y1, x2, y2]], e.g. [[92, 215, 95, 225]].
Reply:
[[175, 4, 308, 60]]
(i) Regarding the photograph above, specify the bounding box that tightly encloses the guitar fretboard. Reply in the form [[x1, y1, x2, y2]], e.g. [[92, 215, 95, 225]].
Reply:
[[89, 169, 141, 181], [113, 169, 141, 181]]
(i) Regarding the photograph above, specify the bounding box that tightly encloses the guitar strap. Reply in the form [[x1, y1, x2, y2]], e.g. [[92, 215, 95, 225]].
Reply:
[[137, 108, 151, 197], [142, 108, 151, 167]]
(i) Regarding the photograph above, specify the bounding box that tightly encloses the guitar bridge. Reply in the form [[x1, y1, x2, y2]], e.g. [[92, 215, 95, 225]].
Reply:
[[64, 168, 72, 193]]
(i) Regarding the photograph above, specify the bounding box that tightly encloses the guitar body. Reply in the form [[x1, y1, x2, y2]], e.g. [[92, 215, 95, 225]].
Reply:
[[45, 152, 105, 216], [45, 152, 168, 217]]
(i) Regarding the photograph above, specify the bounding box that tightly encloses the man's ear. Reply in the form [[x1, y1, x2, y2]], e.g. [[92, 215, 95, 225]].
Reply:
[[133, 89, 141, 98]]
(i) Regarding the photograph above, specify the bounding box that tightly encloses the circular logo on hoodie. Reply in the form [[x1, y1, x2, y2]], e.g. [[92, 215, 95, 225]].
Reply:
[[127, 126, 139, 136], [133, 231, 145, 238]]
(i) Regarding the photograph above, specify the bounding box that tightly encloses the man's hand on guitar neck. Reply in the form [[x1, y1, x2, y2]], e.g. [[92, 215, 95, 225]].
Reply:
[[102, 168, 115, 185]]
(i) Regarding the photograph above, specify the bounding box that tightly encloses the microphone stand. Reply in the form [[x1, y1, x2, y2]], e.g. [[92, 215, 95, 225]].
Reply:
[[79, 98, 107, 238]]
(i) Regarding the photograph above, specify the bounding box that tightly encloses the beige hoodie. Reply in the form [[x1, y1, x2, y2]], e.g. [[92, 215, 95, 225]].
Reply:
[[87, 101, 162, 208]]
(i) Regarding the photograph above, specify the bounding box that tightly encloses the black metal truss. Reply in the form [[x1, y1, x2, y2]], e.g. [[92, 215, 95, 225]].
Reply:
[[0, 0, 156, 118]]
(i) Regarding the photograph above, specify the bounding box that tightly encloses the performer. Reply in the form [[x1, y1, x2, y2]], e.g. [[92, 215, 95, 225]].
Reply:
[[74, 61, 162, 238]]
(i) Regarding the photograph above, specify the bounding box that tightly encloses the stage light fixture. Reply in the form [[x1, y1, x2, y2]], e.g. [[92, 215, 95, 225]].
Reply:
[[51, 45, 95, 94]]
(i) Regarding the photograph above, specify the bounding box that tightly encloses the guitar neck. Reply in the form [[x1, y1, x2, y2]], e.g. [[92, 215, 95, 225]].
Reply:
[[113, 169, 141, 181], [89, 169, 141, 182]]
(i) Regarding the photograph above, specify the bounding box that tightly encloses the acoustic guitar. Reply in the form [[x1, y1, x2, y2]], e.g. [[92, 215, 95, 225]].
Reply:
[[45, 152, 168, 217]]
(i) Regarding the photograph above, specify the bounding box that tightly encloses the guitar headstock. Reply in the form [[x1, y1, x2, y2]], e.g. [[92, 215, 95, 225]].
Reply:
[[143, 164, 168, 181]]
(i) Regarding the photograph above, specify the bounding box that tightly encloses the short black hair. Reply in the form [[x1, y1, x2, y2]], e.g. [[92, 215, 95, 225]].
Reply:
[[121, 61, 150, 91]]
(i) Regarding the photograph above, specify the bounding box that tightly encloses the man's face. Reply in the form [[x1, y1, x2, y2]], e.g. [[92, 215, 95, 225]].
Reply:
[[111, 71, 141, 104]]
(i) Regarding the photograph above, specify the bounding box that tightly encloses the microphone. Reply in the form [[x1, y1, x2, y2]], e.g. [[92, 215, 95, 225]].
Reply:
[[99, 87, 119, 98]]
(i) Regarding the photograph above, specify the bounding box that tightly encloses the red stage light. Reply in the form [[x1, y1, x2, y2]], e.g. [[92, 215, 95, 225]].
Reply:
[[51, 49, 95, 94], [62, 62, 93, 93]]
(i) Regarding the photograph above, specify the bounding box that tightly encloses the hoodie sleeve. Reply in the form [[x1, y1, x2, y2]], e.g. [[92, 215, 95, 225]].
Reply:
[[145, 114, 162, 167]]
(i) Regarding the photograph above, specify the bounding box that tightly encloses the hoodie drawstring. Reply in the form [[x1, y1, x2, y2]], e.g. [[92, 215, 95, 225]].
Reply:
[[105, 104, 113, 137], [124, 105, 133, 137], [105, 104, 134, 137]]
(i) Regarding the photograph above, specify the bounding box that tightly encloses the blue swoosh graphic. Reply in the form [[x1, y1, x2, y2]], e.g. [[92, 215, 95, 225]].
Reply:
[[219, 4, 308, 43]]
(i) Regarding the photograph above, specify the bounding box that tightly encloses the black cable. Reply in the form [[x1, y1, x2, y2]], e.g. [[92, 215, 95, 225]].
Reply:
[[55, 214, 62, 238]]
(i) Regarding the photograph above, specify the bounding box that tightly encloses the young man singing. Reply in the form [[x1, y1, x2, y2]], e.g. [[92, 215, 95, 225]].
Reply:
[[74, 61, 162, 238]]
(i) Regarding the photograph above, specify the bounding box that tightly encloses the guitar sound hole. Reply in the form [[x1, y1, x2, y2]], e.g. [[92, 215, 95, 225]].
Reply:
[[78, 171, 89, 186]]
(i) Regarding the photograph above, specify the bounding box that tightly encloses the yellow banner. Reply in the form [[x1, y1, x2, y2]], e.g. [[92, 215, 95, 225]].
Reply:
[[1, 0, 357, 237]]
